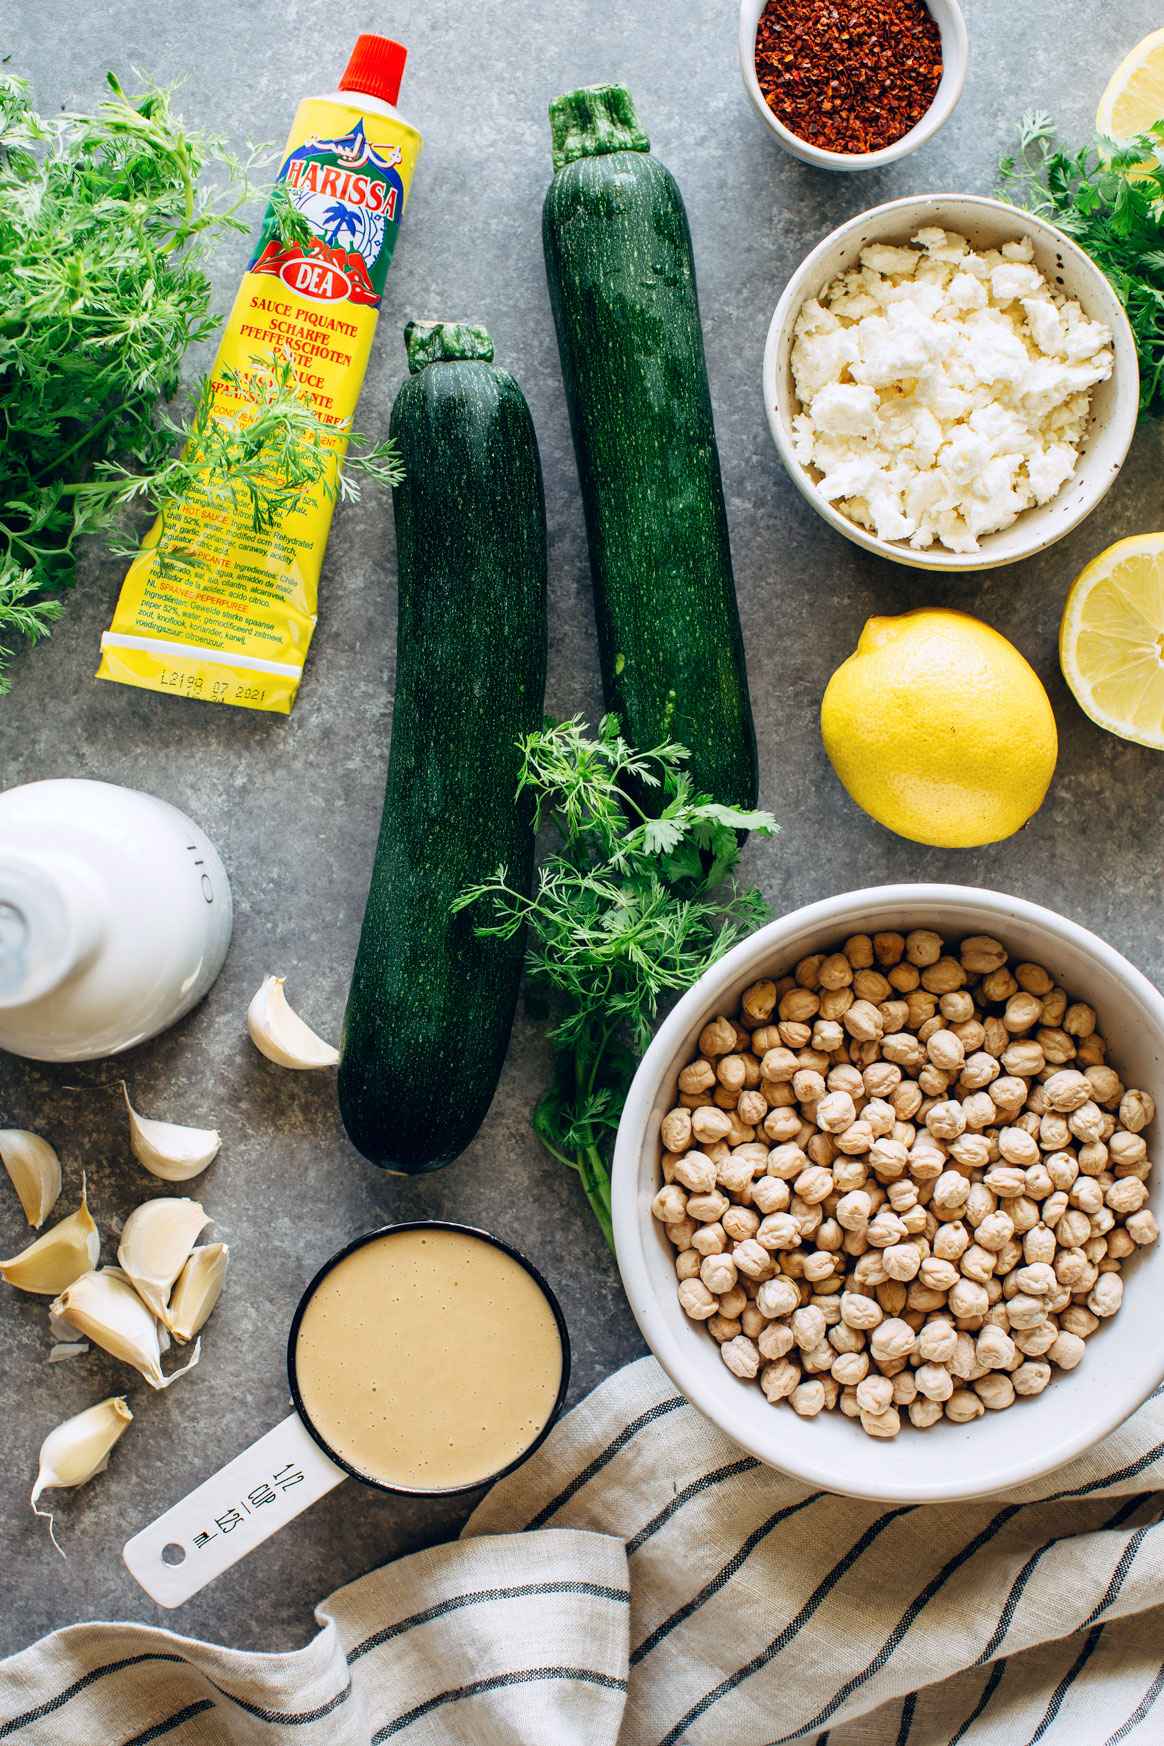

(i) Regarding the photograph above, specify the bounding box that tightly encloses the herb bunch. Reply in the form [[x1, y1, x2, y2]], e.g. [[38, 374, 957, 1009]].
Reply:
[[999, 112, 1164, 417], [0, 73, 397, 692], [456, 717, 776, 1248]]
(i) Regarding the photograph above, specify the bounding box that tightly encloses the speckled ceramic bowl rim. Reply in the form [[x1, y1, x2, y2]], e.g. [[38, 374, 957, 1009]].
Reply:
[[763, 194, 1140, 572], [612, 885, 1164, 1504], [738, 0, 968, 170]]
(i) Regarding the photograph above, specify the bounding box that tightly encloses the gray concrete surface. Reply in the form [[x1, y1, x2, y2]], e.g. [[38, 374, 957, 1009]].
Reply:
[[2, 0, 1163, 1659]]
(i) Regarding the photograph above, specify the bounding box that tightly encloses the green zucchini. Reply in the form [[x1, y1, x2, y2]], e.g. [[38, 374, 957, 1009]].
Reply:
[[337, 321, 547, 1173], [542, 84, 758, 812]]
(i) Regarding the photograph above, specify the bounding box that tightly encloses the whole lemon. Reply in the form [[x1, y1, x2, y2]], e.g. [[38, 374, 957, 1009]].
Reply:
[[820, 609, 1058, 848]]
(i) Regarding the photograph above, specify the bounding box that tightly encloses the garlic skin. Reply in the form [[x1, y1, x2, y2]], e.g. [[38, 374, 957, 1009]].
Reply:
[[51, 1269, 200, 1390], [0, 1130, 62, 1227], [167, 1243, 228, 1341], [117, 1198, 209, 1320], [0, 1190, 100, 1295], [123, 1084, 220, 1182], [32, 1395, 132, 1555], [248, 975, 339, 1069]]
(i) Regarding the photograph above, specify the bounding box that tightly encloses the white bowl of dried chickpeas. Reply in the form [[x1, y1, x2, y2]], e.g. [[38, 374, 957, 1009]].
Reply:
[[611, 885, 1164, 1504]]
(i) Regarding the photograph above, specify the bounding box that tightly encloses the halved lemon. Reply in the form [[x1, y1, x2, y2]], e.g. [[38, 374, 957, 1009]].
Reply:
[[1097, 29, 1164, 139], [1060, 534, 1164, 748]]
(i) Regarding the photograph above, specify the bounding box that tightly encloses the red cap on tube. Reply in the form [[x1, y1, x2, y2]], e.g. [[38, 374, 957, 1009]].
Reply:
[[338, 34, 408, 106]]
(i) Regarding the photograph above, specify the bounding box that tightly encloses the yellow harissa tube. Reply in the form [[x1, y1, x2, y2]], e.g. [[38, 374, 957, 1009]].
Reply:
[[97, 35, 422, 713]]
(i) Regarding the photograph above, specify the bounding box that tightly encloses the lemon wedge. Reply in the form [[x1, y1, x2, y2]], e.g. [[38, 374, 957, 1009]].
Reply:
[[1060, 533, 1164, 748], [1097, 30, 1164, 140]]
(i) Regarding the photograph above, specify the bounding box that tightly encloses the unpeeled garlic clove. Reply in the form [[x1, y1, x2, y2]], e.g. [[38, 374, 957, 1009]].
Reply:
[[167, 1243, 228, 1342], [0, 1188, 100, 1295], [51, 1269, 200, 1391], [0, 1130, 62, 1227], [32, 1395, 132, 1555], [117, 1197, 209, 1321], [247, 975, 339, 1069], [123, 1084, 220, 1182]]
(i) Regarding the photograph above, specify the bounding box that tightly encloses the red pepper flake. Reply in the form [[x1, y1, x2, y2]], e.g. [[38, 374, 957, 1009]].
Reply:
[[755, 0, 942, 155]]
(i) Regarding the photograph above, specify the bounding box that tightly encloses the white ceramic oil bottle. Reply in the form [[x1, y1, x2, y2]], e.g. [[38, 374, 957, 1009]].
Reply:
[[0, 778, 233, 1062]]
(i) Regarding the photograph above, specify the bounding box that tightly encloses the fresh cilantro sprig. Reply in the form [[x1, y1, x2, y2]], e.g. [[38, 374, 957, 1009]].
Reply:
[[455, 716, 776, 1249], [998, 111, 1164, 416]]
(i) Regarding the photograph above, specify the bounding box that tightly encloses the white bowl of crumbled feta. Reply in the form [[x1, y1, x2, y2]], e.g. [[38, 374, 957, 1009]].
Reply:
[[764, 195, 1139, 569]]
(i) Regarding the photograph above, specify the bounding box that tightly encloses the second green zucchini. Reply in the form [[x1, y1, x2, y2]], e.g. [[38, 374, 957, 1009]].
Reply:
[[337, 321, 547, 1173]]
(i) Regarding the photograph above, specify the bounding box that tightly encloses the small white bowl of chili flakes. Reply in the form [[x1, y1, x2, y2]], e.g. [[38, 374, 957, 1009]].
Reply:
[[739, 0, 968, 170]]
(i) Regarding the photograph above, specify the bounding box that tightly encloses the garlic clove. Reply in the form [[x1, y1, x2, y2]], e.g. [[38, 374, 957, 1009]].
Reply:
[[51, 1269, 200, 1391], [167, 1243, 228, 1342], [123, 1084, 220, 1182], [117, 1197, 209, 1321], [247, 975, 339, 1069], [0, 1130, 62, 1227], [32, 1395, 132, 1555], [0, 1188, 100, 1295]]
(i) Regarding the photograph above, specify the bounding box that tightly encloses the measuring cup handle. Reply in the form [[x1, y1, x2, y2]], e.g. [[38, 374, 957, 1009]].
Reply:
[[123, 1412, 345, 1607]]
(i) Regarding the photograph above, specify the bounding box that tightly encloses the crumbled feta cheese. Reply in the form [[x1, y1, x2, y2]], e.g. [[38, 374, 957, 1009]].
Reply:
[[860, 243, 921, 278], [810, 382, 880, 438], [1027, 443, 1079, 503], [990, 262, 1042, 303], [789, 227, 1113, 552]]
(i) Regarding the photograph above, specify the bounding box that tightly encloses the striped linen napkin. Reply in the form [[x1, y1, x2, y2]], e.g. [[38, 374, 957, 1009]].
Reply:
[[1, 1354, 1162, 1744]]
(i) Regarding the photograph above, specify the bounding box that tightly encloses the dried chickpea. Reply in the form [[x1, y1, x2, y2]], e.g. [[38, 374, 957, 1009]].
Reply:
[[741, 981, 778, 1023], [1012, 1360, 1051, 1396], [780, 989, 820, 1025], [974, 1373, 1016, 1411], [720, 1334, 760, 1377], [843, 1000, 884, 1043], [676, 1251, 707, 1289], [786, 1378, 825, 1417], [723, 1206, 761, 1245], [699, 1016, 736, 1057], [760, 1358, 800, 1402], [1119, 1089, 1155, 1133], [904, 930, 943, 967], [960, 936, 1007, 975], [1127, 1209, 1160, 1245], [707, 1314, 742, 1344], [678, 1278, 717, 1320], [691, 1221, 727, 1258], [853, 969, 892, 1003], [1088, 1274, 1123, 1317], [691, 1106, 732, 1146], [921, 958, 967, 995], [757, 1323, 794, 1363], [873, 932, 906, 966], [652, 1184, 687, 1223], [909, 1395, 945, 1428]]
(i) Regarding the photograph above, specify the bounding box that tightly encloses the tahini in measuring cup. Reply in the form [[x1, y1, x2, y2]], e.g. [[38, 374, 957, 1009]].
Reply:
[[124, 1223, 570, 1607]]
